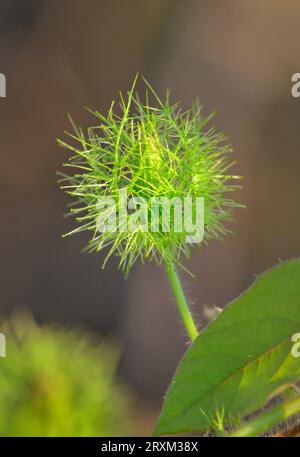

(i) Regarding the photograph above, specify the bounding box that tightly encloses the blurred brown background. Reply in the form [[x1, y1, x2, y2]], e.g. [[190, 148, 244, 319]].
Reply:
[[1, 0, 300, 432]]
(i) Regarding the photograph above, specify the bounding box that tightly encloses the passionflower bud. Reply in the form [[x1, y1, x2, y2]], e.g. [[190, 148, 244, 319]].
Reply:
[[58, 76, 242, 276]]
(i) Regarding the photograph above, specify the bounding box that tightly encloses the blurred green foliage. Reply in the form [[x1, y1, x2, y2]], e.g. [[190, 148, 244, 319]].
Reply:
[[0, 314, 132, 436]]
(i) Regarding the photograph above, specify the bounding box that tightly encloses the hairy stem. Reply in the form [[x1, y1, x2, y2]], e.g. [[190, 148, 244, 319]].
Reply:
[[165, 254, 198, 341], [230, 395, 300, 437]]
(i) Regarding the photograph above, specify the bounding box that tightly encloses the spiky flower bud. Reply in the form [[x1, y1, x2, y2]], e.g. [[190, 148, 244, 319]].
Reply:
[[58, 76, 242, 275]]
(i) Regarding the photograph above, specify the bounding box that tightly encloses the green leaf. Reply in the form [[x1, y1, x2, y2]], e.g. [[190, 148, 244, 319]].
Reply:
[[155, 259, 300, 435]]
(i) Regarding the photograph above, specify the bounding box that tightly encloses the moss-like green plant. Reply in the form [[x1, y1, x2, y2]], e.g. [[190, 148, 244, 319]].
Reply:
[[0, 314, 132, 437], [58, 75, 241, 341]]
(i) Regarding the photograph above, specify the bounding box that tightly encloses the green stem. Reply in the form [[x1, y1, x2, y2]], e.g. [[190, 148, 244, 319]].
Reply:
[[230, 395, 300, 437], [165, 253, 198, 341]]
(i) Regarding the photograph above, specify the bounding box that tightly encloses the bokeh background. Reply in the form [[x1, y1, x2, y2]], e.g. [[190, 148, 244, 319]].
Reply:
[[1, 0, 300, 435]]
